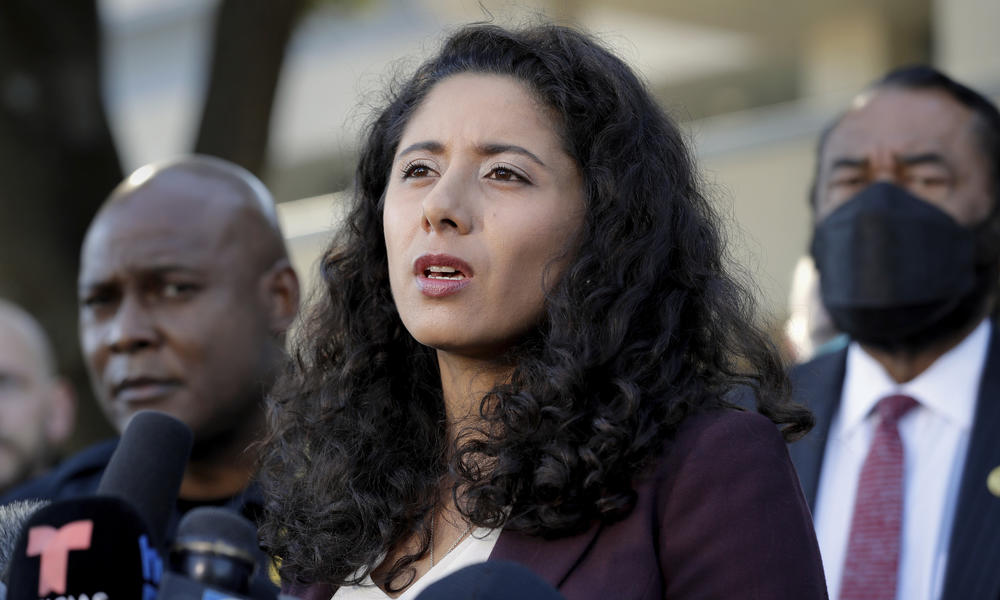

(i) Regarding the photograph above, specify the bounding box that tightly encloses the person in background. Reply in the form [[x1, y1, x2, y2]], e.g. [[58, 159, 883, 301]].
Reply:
[[1, 155, 299, 594], [790, 65, 1000, 600], [261, 23, 827, 600], [0, 299, 75, 496]]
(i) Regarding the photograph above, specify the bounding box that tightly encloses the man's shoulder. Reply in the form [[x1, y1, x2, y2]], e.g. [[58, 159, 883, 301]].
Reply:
[[1, 438, 118, 503], [790, 347, 847, 382], [789, 347, 849, 405]]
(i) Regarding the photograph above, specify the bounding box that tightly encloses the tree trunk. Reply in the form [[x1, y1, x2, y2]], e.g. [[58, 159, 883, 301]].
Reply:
[[195, 0, 309, 176], [0, 0, 123, 449]]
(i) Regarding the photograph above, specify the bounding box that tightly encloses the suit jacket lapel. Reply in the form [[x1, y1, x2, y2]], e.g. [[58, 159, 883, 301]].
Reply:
[[941, 323, 1000, 599], [490, 522, 601, 589], [788, 348, 847, 510]]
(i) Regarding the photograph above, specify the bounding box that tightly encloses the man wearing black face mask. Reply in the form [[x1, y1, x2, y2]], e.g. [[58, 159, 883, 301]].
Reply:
[[789, 66, 1000, 600]]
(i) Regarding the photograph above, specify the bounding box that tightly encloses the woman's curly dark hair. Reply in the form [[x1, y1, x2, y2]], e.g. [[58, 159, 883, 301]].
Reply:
[[259, 23, 812, 591]]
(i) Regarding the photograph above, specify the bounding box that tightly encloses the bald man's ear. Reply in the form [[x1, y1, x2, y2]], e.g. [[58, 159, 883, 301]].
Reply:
[[44, 378, 76, 447], [261, 259, 300, 335]]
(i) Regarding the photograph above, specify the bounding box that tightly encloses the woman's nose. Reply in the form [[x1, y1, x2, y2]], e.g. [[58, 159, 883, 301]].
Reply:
[[420, 170, 473, 235]]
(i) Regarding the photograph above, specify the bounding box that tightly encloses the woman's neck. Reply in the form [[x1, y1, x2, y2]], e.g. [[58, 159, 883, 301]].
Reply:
[[436, 351, 512, 435]]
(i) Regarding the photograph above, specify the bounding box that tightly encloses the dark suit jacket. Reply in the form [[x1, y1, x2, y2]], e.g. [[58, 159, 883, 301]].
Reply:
[[788, 326, 1000, 600], [287, 410, 828, 600]]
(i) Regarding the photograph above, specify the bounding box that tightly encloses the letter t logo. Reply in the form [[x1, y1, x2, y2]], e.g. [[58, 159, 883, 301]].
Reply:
[[25, 520, 94, 596]]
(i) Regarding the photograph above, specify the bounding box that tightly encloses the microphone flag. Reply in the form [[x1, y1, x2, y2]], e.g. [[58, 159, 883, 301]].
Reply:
[[6, 496, 163, 600]]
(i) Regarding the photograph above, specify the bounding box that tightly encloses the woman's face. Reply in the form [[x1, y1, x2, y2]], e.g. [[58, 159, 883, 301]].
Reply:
[[384, 73, 585, 359]]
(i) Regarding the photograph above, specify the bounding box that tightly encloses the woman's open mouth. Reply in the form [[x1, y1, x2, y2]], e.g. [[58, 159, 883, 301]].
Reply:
[[414, 254, 473, 297]]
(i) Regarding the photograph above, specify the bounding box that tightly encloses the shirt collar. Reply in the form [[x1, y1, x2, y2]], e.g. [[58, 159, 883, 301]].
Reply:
[[839, 319, 991, 434]]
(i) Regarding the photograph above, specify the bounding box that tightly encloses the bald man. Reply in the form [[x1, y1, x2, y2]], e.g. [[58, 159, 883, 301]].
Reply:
[[0, 300, 75, 495], [2, 156, 299, 539]]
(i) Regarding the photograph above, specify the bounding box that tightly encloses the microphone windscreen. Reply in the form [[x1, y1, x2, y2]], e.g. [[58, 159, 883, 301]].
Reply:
[[5, 496, 163, 600], [171, 507, 260, 595], [174, 507, 259, 563], [97, 410, 193, 546], [0, 501, 49, 582]]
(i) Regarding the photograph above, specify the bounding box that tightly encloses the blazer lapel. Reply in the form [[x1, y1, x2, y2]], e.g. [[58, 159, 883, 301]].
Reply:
[[941, 323, 1000, 599], [490, 522, 601, 590], [788, 348, 847, 509]]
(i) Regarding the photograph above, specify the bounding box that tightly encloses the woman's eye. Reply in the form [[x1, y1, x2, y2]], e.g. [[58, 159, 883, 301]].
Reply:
[[486, 164, 527, 183], [401, 162, 434, 178]]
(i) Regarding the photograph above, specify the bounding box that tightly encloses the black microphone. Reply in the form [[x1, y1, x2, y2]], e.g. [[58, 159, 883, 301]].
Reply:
[[157, 507, 272, 600], [0, 500, 49, 584], [97, 411, 193, 547], [3, 412, 193, 600], [5, 495, 164, 600]]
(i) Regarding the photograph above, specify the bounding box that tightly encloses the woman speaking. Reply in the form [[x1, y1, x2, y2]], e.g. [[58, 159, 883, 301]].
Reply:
[[260, 23, 827, 600]]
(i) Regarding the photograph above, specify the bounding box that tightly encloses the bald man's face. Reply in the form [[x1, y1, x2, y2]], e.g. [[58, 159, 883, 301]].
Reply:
[[78, 172, 281, 443], [0, 314, 71, 491]]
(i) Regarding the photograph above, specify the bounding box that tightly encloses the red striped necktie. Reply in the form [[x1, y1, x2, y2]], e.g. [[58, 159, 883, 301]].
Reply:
[[839, 394, 918, 600]]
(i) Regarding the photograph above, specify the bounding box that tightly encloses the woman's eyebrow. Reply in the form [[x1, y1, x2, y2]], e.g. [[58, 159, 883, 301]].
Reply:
[[395, 140, 547, 168], [476, 142, 546, 167], [396, 140, 445, 159]]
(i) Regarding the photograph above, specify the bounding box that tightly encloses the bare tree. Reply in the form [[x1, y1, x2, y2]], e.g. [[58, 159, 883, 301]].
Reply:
[[0, 0, 122, 445], [196, 0, 309, 175]]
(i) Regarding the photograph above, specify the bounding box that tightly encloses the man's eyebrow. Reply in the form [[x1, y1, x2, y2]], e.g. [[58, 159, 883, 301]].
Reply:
[[828, 153, 953, 171], [829, 157, 869, 171], [898, 152, 950, 168], [0, 370, 26, 387], [78, 265, 203, 289]]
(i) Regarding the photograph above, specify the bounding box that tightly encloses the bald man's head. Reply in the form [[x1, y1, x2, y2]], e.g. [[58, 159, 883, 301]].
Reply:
[[102, 155, 288, 272], [0, 301, 75, 492], [0, 300, 56, 378], [78, 155, 299, 446]]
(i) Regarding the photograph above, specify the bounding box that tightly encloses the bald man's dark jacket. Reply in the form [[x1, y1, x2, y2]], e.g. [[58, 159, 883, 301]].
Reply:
[[788, 324, 1000, 600], [1, 439, 263, 531]]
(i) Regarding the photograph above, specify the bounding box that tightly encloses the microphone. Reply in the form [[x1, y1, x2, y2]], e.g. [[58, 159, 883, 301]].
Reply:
[[0, 501, 49, 583], [5, 495, 164, 600], [97, 411, 193, 547], [157, 507, 272, 600], [3, 412, 193, 600]]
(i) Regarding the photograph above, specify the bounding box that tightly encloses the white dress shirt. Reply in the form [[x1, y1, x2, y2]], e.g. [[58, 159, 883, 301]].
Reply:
[[332, 527, 500, 600], [813, 319, 990, 600]]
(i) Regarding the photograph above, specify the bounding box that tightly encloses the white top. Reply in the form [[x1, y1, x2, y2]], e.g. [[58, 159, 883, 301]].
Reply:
[[813, 319, 990, 600], [331, 527, 501, 600]]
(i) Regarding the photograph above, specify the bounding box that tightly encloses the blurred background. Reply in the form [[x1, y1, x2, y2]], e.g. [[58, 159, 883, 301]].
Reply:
[[1, 0, 997, 448]]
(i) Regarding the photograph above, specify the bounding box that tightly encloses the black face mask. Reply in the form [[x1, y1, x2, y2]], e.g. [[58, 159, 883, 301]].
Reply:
[[811, 182, 995, 350]]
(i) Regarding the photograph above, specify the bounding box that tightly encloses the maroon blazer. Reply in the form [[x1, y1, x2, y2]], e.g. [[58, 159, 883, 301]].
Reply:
[[286, 410, 828, 600]]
